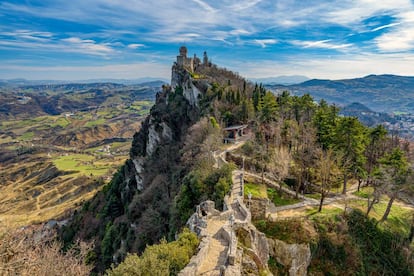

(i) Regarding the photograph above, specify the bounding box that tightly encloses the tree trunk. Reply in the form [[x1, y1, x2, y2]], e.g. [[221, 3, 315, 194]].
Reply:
[[295, 172, 302, 199], [342, 173, 347, 194], [408, 213, 414, 243], [318, 192, 325, 212], [261, 164, 265, 184], [366, 196, 375, 216], [380, 193, 397, 223], [278, 180, 283, 196], [357, 178, 363, 192]]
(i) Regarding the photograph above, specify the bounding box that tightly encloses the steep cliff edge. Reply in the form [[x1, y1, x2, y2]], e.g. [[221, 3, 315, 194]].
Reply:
[[61, 74, 201, 269], [60, 48, 250, 272]]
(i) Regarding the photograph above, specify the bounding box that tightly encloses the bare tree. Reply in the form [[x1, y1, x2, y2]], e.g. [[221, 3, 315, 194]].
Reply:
[[315, 148, 340, 212], [268, 146, 291, 194]]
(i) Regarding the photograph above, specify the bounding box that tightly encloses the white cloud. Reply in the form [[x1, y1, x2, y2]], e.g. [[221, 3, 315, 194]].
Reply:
[[254, 39, 278, 48], [127, 43, 145, 49], [324, 0, 413, 25], [370, 22, 401, 32], [290, 39, 352, 50], [61, 37, 114, 55], [375, 10, 414, 52], [191, 0, 216, 13]]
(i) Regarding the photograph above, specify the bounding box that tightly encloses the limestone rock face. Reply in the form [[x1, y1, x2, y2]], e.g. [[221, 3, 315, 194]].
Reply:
[[132, 157, 144, 191], [171, 64, 204, 107], [182, 78, 201, 107], [267, 238, 311, 276], [146, 122, 161, 156], [145, 118, 174, 157]]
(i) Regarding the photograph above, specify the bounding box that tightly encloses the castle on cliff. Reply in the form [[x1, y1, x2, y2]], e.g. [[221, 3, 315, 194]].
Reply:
[[170, 46, 213, 106], [175, 46, 210, 73]]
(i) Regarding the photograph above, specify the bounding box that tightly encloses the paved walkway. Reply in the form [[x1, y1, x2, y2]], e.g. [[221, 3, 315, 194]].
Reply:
[[197, 218, 228, 275]]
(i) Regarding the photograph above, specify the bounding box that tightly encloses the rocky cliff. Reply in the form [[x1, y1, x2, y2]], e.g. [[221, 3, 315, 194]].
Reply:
[[61, 58, 210, 272]]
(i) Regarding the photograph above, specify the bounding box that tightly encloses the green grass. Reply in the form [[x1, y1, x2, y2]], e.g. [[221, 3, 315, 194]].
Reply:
[[129, 101, 152, 115], [53, 154, 110, 176], [267, 188, 301, 206], [306, 193, 322, 200], [348, 198, 413, 236], [84, 118, 106, 127], [244, 182, 267, 199], [254, 219, 312, 243], [51, 117, 70, 127], [20, 131, 34, 141], [306, 205, 344, 220], [352, 186, 374, 198]]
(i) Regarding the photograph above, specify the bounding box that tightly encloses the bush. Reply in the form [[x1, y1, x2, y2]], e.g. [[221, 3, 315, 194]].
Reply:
[[106, 229, 199, 276]]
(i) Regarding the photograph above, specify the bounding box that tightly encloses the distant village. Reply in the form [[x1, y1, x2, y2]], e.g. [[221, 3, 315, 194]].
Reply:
[[383, 113, 414, 140]]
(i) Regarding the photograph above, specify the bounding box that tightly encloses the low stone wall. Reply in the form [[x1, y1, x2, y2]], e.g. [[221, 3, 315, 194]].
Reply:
[[236, 198, 251, 222], [218, 225, 237, 265], [267, 238, 311, 276], [178, 236, 211, 276]]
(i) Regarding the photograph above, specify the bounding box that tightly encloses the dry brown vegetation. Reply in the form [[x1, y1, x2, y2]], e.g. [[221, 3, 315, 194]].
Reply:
[[0, 227, 93, 276]]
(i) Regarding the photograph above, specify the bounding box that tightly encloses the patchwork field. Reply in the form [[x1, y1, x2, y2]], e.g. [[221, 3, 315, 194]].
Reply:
[[0, 101, 152, 228]]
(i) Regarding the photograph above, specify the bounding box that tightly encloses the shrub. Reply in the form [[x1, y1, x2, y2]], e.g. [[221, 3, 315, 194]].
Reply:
[[106, 229, 199, 276]]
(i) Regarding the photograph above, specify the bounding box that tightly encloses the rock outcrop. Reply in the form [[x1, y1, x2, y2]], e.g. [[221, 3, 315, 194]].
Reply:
[[267, 238, 311, 276]]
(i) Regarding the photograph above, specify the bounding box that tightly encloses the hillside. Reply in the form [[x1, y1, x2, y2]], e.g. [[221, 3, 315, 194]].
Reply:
[[339, 102, 395, 127], [0, 84, 156, 228], [0, 81, 161, 120], [60, 48, 414, 275], [267, 74, 414, 113]]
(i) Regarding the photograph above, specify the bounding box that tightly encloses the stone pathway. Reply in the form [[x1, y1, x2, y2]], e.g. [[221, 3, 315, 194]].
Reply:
[[197, 218, 229, 275]]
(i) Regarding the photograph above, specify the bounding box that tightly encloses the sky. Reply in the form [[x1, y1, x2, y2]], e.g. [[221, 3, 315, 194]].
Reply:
[[1, 0, 414, 81]]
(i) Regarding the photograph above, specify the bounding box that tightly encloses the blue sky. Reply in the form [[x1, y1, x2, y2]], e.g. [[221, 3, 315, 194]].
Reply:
[[1, 0, 414, 80]]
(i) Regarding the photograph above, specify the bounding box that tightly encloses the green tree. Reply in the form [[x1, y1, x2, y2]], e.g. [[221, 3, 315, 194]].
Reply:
[[313, 100, 339, 149], [375, 148, 411, 222], [365, 125, 389, 185], [261, 91, 278, 122], [334, 117, 367, 194]]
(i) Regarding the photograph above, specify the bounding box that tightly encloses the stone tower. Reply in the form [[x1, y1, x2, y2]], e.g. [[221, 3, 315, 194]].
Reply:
[[176, 46, 194, 72]]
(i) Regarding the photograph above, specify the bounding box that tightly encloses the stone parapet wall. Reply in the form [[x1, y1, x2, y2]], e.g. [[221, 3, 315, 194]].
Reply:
[[178, 236, 211, 276]]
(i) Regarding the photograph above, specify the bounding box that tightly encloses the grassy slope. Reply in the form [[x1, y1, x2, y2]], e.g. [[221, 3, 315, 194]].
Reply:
[[0, 102, 152, 228]]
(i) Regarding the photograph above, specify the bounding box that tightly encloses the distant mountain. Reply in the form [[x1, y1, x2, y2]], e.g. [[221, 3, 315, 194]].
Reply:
[[0, 82, 160, 119], [250, 75, 309, 85], [266, 74, 414, 113], [339, 102, 395, 127], [0, 78, 168, 87]]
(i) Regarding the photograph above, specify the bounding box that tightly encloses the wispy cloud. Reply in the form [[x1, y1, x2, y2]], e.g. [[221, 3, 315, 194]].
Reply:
[[0, 30, 116, 57], [254, 39, 278, 48], [290, 39, 352, 50], [1, 0, 414, 80], [127, 43, 145, 49], [370, 22, 401, 32], [61, 37, 114, 55], [375, 10, 414, 52], [191, 0, 216, 13]]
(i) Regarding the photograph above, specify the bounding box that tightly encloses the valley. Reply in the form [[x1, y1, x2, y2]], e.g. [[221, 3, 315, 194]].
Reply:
[[0, 83, 156, 228]]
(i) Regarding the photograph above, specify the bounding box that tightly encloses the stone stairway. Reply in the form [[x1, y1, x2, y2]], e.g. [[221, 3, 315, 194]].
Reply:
[[197, 219, 229, 275]]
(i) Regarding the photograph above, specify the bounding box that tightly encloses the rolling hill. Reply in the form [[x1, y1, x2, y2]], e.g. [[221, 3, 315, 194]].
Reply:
[[267, 74, 414, 113]]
